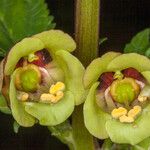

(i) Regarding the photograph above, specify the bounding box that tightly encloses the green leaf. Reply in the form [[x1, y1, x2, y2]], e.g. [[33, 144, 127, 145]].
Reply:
[[124, 28, 150, 55], [0, 0, 55, 53]]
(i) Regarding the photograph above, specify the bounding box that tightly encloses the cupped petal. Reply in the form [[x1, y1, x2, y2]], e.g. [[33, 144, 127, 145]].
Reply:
[[141, 71, 150, 84], [24, 91, 74, 126], [83, 82, 111, 139], [55, 50, 85, 105], [84, 52, 120, 89], [9, 70, 36, 127], [134, 137, 150, 150], [5, 37, 44, 75], [106, 104, 150, 145], [107, 53, 150, 72], [33, 30, 76, 53]]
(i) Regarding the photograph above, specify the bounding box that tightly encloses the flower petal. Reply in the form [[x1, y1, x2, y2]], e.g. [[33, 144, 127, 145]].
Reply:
[[84, 52, 120, 89], [5, 37, 44, 75], [9, 70, 36, 127], [24, 91, 74, 126], [34, 30, 76, 53], [55, 50, 85, 105], [107, 53, 150, 72], [83, 82, 111, 139], [141, 71, 150, 84], [106, 104, 150, 145]]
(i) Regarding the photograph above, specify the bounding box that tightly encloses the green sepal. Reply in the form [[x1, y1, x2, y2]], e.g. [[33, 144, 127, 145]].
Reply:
[[83, 82, 111, 139], [55, 50, 85, 105], [106, 104, 150, 145], [5, 37, 44, 75], [24, 91, 74, 126], [0, 93, 11, 114], [13, 121, 20, 133], [107, 53, 150, 72], [84, 52, 120, 89], [34, 30, 76, 54], [9, 70, 36, 127]]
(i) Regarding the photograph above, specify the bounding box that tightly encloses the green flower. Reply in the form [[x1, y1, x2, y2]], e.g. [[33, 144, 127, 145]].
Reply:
[[83, 52, 150, 145], [1, 30, 85, 127]]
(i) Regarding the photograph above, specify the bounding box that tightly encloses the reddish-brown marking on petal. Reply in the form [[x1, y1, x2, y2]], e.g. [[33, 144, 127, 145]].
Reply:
[[30, 50, 51, 67], [123, 68, 143, 81], [99, 72, 114, 90]]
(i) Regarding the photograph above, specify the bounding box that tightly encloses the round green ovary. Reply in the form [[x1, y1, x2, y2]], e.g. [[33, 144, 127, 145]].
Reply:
[[20, 69, 39, 92], [115, 83, 135, 103]]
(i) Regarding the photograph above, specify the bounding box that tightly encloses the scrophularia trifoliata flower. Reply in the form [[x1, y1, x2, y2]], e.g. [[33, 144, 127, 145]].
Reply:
[[1, 30, 85, 127], [83, 52, 150, 145]]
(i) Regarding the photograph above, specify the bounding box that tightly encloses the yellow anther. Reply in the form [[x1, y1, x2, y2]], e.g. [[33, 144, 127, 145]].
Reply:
[[138, 95, 148, 102], [21, 93, 29, 101], [119, 115, 134, 123], [40, 93, 56, 103], [49, 82, 65, 94], [128, 105, 141, 118], [56, 91, 64, 101], [111, 107, 127, 119]]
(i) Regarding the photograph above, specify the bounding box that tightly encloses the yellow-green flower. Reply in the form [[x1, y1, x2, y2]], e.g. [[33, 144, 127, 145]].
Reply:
[[83, 52, 150, 145], [1, 30, 85, 127]]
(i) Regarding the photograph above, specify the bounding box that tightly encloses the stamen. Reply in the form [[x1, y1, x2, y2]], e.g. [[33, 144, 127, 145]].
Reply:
[[128, 105, 141, 118], [119, 115, 134, 123], [111, 107, 127, 119], [40, 93, 56, 103], [49, 82, 65, 94], [138, 95, 148, 102], [40, 82, 65, 103], [19, 92, 29, 101]]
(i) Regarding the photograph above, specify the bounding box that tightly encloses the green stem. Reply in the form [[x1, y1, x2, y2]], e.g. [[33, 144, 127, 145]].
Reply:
[[72, 0, 100, 150], [72, 105, 95, 150], [75, 0, 100, 66]]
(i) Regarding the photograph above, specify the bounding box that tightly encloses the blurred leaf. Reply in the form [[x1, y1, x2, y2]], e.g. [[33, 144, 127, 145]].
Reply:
[[99, 37, 108, 45], [0, 48, 6, 57], [0, 0, 55, 55], [124, 28, 150, 55]]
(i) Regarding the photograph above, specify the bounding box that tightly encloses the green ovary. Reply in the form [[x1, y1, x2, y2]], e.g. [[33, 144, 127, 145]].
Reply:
[[20, 69, 39, 92], [110, 78, 140, 104], [116, 83, 135, 103], [15, 64, 41, 92]]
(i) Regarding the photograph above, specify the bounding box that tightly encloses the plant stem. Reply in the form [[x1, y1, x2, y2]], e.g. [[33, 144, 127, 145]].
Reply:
[[75, 0, 100, 66], [72, 105, 95, 150], [71, 0, 100, 150]]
